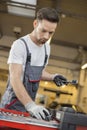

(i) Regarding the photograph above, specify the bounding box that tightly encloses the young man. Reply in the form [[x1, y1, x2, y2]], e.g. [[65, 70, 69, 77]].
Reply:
[[1, 7, 67, 120]]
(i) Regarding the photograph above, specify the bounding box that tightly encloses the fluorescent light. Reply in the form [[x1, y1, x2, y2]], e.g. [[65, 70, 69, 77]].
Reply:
[[7, 0, 37, 17], [11, 0, 37, 5], [8, 6, 36, 17], [81, 63, 87, 69]]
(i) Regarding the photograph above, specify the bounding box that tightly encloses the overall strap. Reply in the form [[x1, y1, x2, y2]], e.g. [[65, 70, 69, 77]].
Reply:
[[20, 38, 31, 63], [44, 44, 48, 66]]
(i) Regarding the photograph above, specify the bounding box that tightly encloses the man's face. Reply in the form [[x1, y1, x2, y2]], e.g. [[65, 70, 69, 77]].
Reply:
[[33, 19, 57, 45]]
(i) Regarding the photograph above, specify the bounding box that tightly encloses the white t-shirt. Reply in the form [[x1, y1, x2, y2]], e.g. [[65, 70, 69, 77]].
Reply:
[[8, 34, 50, 72]]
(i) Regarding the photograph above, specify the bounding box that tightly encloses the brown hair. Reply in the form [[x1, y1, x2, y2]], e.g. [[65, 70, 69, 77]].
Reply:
[[36, 7, 59, 23]]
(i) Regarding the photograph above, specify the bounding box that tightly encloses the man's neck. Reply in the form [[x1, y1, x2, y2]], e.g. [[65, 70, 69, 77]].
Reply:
[[29, 33, 43, 47]]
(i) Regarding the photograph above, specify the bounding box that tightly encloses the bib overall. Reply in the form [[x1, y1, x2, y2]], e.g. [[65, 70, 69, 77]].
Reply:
[[1, 38, 48, 112]]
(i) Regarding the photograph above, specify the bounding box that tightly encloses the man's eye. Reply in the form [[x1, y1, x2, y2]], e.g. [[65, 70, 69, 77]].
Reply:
[[49, 32, 53, 35]]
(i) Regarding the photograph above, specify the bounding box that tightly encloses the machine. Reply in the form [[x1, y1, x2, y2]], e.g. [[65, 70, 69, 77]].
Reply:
[[0, 107, 87, 130]]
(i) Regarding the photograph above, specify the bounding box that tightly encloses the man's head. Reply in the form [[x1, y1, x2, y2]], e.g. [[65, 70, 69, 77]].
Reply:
[[32, 7, 59, 46], [36, 7, 59, 23]]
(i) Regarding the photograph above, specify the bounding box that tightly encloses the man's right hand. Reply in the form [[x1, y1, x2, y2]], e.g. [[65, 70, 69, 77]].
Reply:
[[25, 101, 50, 120]]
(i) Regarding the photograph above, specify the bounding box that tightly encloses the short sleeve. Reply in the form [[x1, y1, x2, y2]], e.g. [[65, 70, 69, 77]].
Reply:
[[7, 39, 26, 64]]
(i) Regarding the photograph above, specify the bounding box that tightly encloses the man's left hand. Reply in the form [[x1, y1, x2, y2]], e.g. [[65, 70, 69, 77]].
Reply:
[[53, 74, 67, 87]]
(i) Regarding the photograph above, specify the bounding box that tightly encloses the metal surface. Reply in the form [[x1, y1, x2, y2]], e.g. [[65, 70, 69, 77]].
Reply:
[[0, 108, 87, 130], [0, 108, 59, 130]]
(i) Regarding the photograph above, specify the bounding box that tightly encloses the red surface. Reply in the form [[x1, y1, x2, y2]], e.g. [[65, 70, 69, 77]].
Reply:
[[1, 125, 87, 130], [76, 126, 87, 130], [0, 109, 87, 130], [0, 108, 30, 117], [0, 108, 58, 130], [0, 120, 58, 130]]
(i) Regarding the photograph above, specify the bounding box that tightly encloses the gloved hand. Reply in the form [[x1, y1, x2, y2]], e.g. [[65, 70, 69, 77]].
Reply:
[[53, 74, 67, 87], [25, 101, 50, 120]]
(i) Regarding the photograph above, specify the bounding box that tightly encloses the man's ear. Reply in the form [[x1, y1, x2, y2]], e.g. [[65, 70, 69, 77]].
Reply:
[[33, 19, 38, 28]]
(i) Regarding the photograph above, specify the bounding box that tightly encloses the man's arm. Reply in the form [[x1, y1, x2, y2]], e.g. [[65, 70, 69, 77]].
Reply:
[[41, 68, 55, 81], [9, 63, 32, 106], [9, 63, 50, 120], [41, 68, 67, 86]]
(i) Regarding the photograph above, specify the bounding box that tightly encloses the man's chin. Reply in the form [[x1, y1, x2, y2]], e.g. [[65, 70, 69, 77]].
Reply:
[[41, 41, 46, 44], [38, 40, 46, 45], [42, 42, 45, 45], [39, 43, 44, 46]]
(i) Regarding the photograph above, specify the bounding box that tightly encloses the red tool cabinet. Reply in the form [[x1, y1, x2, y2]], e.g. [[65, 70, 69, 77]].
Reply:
[[0, 108, 59, 130], [0, 108, 87, 130]]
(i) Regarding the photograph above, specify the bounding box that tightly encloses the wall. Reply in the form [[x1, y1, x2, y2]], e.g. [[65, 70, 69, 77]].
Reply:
[[78, 69, 87, 113]]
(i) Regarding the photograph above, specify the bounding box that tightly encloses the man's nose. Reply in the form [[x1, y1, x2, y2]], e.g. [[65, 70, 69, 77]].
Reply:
[[44, 32, 50, 40]]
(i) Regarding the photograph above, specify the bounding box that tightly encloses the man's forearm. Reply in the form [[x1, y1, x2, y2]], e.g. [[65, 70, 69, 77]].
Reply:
[[10, 78, 32, 106], [9, 63, 32, 106], [41, 69, 55, 81]]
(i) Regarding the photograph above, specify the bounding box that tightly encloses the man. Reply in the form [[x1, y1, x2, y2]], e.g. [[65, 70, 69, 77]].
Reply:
[[1, 7, 67, 120]]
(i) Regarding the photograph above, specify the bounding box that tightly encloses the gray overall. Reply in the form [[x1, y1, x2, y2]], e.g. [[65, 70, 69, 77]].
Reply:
[[1, 38, 48, 112]]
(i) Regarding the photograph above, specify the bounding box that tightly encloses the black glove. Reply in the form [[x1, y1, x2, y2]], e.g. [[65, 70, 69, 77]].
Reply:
[[53, 74, 67, 87]]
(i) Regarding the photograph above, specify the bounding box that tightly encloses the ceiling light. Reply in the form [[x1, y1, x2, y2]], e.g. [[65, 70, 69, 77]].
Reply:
[[61, 14, 66, 18], [81, 63, 87, 69], [7, 0, 37, 17]]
